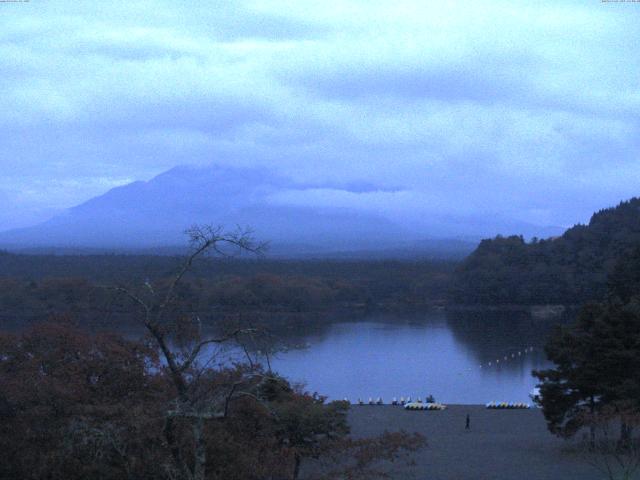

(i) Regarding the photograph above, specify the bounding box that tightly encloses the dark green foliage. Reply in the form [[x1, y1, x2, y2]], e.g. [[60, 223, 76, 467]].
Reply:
[[453, 198, 640, 305], [257, 372, 294, 401], [607, 246, 640, 304], [534, 246, 640, 438], [0, 256, 456, 330], [534, 303, 610, 437]]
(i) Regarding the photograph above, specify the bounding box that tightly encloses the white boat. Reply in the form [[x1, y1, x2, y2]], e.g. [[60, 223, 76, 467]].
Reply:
[[529, 387, 541, 405]]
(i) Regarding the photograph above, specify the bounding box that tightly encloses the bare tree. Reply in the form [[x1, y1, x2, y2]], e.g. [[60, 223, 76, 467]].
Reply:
[[114, 225, 268, 480], [111, 225, 425, 480]]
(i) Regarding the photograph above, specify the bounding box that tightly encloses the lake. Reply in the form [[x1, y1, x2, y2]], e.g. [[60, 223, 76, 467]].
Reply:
[[32, 307, 565, 405], [254, 310, 562, 404]]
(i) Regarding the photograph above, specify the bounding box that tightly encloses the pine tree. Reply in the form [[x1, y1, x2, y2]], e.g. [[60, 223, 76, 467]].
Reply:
[[534, 246, 640, 439]]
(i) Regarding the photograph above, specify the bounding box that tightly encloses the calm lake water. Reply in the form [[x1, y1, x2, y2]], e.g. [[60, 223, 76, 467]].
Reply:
[[257, 310, 561, 405], [16, 308, 564, 405]]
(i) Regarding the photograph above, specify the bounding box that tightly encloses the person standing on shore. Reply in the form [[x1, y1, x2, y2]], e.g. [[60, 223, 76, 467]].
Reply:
[[465, 413, 470, 430]]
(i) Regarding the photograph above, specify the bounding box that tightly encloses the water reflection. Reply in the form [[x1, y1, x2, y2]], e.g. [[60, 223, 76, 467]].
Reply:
[[264, 310, 570, 404], [444, 309, 563, 371], [34, 309, 572, 404]]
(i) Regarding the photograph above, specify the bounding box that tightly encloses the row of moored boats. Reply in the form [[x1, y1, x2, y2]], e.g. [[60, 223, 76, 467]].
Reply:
[[349, 397, 532, 410]]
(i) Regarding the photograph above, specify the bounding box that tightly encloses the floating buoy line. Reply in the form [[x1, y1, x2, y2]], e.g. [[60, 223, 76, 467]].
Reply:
[[479, 346, 536, 370], [341, 346, 539, 409]]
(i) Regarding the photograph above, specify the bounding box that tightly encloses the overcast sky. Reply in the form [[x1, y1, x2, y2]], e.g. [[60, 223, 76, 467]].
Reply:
[[1, 0, 639, 231]]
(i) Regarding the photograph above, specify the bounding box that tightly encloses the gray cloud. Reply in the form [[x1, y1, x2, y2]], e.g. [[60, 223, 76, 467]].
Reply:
[[0, 0, 639, 233]]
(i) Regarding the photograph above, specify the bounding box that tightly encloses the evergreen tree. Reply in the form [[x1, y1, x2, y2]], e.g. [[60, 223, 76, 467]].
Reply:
[[453, 197, 640, 305], [533, 304, 606, 437], [534, 246, 640, 439], [607, 245, 640, 304]]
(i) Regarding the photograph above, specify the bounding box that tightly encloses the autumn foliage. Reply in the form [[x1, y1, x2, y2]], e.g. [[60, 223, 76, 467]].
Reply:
[[0, 320, 423, 480]]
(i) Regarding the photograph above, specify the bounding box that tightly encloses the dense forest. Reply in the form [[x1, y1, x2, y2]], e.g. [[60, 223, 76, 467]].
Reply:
[[0, 252, 455, 329], [4, 197, 640, 325], [451, 198, 640, 305], [4, 196, 640, 326]]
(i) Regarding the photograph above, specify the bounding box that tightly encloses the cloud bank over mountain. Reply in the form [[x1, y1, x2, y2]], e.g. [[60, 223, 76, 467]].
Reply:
[[0, 165, 563, 253]]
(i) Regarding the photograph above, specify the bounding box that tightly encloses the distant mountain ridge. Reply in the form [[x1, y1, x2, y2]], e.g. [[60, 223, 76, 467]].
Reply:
[[0, 164, 560, 256], [0, 165, 401, 250], [451, 197, 640, 305]]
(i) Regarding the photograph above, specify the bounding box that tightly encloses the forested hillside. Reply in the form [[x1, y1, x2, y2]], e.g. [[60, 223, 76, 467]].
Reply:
[[451, 198, 640, 305]]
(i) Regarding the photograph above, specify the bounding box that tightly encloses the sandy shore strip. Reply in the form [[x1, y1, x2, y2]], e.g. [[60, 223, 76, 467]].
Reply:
[[346, 405, 602, 480]]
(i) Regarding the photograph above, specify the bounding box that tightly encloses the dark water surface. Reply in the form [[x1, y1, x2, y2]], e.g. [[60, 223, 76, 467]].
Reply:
[[8, 308, 563, 405], [264, 310, 561, 404]]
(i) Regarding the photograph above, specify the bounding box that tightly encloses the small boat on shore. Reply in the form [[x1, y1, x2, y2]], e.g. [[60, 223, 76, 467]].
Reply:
[[404, 402, 446, 411], [529, 387, 541, 404], [485, 401, 530, 409]]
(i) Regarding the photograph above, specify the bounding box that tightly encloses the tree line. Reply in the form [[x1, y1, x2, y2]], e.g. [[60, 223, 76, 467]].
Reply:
[[0, 253, 455, 330], [452, 198, 640, 305]]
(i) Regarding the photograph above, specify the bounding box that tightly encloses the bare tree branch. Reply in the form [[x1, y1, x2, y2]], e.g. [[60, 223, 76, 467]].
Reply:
[[178, 328, 258, 374], [108, 224, 267, 480]]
